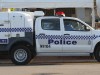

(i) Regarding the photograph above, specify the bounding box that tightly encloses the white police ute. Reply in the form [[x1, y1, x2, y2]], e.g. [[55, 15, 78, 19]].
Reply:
[[0, 11, 100, 65]]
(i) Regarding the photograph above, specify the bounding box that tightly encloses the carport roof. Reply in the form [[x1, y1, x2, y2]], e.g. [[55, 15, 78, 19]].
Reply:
[[0, 0, 94, 8]]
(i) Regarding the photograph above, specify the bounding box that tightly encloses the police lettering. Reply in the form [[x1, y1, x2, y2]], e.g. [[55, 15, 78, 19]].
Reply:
[[48, 39, 77, 45]]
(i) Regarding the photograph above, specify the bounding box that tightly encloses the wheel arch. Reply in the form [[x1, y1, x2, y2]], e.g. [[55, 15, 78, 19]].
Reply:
[[94, 42, 100, 54], [92, 38, 100, 53], [8, 39, 36, 56]]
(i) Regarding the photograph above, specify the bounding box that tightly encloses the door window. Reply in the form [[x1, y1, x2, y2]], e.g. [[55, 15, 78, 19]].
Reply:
[[41, 19, 60, 30], [63, 19, 87, 31]]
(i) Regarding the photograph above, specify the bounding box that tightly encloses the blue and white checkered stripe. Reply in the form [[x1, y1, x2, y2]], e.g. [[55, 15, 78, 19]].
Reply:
[[63, 35, 98, 40], [36, 34, 100, 40], [0, 28, 32, 32]]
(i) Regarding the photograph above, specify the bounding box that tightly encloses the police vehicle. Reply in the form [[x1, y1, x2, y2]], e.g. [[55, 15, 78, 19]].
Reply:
[[0, 11, 100, 65]]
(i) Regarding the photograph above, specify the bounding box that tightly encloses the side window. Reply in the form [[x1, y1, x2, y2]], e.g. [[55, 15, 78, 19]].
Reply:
[[41, 19, 60, 30], [64, 19, 86, 31]]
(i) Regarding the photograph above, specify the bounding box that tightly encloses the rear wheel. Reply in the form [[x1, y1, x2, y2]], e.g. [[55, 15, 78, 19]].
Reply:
[[10, 45, 32, 65], [94, 46, 100, 62]]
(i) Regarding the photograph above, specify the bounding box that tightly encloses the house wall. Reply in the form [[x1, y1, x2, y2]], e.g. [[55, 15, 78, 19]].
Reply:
[[76, 8, 92, 25], [0, 0, 95, 26]]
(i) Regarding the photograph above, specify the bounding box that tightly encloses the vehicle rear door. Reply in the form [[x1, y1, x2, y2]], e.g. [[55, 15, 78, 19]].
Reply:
[[0, 12, 10, 44], [36, 17, 63, 53]]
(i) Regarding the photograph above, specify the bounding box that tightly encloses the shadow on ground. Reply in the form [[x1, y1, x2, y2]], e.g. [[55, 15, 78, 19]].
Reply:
[[32, 73, 62, 75], [0, 54, 98, 66]]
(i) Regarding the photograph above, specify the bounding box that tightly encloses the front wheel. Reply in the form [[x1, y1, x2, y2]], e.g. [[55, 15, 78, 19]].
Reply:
[[94, 46, 100, 62], [10, 46, 32, 65]]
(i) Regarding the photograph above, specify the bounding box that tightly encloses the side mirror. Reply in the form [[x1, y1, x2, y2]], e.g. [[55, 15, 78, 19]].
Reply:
[[86, 29, 90, 31], [86, 27, 90, 31], [95, 19, 99, 22]]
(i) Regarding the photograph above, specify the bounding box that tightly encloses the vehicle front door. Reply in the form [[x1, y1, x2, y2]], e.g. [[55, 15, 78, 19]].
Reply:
[[61, 18, 92, 53]]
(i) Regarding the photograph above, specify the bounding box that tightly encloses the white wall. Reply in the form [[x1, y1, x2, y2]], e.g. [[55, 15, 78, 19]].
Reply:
[[76, 8, 92, 25], [76, 8, 85, 22]]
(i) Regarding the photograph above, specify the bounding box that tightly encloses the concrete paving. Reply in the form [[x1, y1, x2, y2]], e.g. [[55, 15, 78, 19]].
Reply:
[[0, 56, 100, 75]]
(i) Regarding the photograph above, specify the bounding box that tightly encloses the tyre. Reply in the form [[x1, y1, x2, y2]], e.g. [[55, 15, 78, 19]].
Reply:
[[94, 46, 100, 62], [10, 45, 32, 65]]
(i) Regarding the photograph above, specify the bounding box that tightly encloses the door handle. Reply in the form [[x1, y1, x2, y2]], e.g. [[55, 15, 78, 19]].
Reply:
[[64, 34, 70, 35], [0, 24, 4, 26], [40, 33, 45, 35]]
